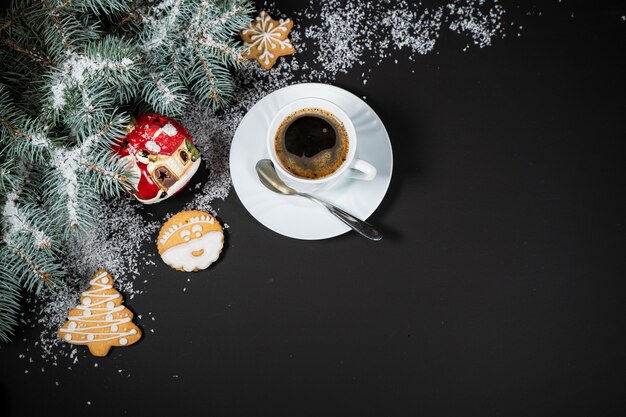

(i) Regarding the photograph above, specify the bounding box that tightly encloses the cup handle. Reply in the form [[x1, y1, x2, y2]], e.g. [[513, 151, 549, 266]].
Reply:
[[348, 159, 377, 181]]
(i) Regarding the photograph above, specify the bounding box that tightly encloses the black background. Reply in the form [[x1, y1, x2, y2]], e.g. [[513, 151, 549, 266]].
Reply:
[[1, 1, 625, 416]]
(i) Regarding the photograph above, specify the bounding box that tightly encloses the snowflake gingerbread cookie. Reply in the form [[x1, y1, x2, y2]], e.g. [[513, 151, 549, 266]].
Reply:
[[240, 11, 295, 70], [57, 270, 142, 356]]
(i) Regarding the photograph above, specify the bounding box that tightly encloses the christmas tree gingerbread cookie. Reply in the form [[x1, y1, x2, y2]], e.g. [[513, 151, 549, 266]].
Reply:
[[157, 210, 224, 272], [240, 11, 295, 70], [58, 270, 142, 357]]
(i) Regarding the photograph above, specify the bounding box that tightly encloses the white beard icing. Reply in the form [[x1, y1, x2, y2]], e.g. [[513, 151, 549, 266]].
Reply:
[[161, 231, 224, 272]]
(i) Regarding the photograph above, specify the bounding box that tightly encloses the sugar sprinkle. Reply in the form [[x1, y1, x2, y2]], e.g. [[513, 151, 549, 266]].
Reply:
[[17, 0, 512, 369]]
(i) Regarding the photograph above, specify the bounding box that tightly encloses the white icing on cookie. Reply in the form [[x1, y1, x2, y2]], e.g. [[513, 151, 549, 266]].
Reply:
[[58, 271, 138, 344], [159, 215, 215, 245], [161, 230, 224, 272], [242, 11, 293, 67]]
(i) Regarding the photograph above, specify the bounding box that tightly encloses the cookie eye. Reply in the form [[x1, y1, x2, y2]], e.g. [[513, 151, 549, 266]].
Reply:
[[192, 224, 202, 237], [180, 229, 191, 241]]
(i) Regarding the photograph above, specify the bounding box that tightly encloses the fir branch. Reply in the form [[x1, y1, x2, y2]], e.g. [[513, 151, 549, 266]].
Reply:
[[81, 112, 137, 197], [197, 0, 211, 19], [141, 71, 187, 116], [0, 36, 53, 66], [139, 0, 183, 52], [0, 84, 52, 164], [42, 161, 86, 236], [0, 171, 64, 314], [44, 36, 140, 129], [179, 0, 252, 106], [59, 0, 75, 10], [197, 1, 252, 35], [0, 0, 256, 342], [0, 15, 18, 33], [2, 189, 55, 250], [82, 157, 136, 197], [0, 264, 22, 342], [0, 114, 30, 139], [42, 3, 101, 60], [0, 154, 20, 195], [41, 111, 133, 235], [3, 238, 65, 293], [114, 9, 141, 30], [57, 0, 133, 15], [1, 166, 61, 265], [196, 48, 219, 101], [14, 245, 54, 285], [0, 6, 26, 33], [48, 6, 72, 52], [197, 35, 244, 64], [187, 47, 233, 109], [79, 109, 130, 153], [82, 161, 130, 187]]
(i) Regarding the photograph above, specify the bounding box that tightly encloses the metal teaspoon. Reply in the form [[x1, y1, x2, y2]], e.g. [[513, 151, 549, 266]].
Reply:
[[255, 159, 383, 241]]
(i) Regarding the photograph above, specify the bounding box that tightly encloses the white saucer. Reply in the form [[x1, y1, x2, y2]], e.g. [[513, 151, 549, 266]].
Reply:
[[230, 83, 393, 240]]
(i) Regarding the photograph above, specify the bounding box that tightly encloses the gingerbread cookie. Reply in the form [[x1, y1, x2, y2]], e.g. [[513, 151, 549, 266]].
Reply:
[[157, 210, 224, 272], [240, 11, 295, 70], [57, 270, 142, 357]]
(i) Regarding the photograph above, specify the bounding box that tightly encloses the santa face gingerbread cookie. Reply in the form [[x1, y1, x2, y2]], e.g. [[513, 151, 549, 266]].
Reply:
[[157, 210, 224, 272], [240, 11, 295, 70], [58, 270, 142, 357]]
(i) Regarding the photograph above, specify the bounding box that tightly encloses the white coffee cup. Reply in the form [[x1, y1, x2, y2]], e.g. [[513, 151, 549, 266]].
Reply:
[[267, 97, 376, 193]]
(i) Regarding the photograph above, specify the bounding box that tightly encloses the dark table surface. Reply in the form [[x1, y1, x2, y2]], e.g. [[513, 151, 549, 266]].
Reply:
[[1, 1, 625, 416]]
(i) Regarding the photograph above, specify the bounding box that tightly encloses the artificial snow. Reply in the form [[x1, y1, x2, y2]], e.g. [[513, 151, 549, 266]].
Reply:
[[2, 190, 50, 249], [19, 0, 512, 369], [51, 53, 136, 110], [161, 123, 178, 136]]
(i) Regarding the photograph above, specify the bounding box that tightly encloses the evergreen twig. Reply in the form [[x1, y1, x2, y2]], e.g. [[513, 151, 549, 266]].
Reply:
[[0, 0, 255, 341]]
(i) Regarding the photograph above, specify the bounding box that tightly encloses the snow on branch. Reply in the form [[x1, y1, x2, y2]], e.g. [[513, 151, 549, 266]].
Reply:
[[50, 51, 136, 110], [2, 190, 53, 250]]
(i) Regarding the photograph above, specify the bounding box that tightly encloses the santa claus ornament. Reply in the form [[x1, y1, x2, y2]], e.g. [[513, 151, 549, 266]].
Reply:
[[114, 114, 201, 204]]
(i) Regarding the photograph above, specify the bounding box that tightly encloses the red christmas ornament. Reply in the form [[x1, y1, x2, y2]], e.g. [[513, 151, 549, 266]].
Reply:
[[113, 114, 201, 204]]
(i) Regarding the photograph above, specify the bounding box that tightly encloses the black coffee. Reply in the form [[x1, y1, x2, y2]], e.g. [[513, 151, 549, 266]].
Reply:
[[275, 108, 349, 179]]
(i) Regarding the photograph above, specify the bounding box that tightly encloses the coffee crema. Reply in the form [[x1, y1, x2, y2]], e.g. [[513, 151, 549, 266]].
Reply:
[[274, 108, 349, 179]]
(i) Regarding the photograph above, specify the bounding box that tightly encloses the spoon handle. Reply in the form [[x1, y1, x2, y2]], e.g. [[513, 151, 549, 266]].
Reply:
[[304, 194, 383, 241]]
